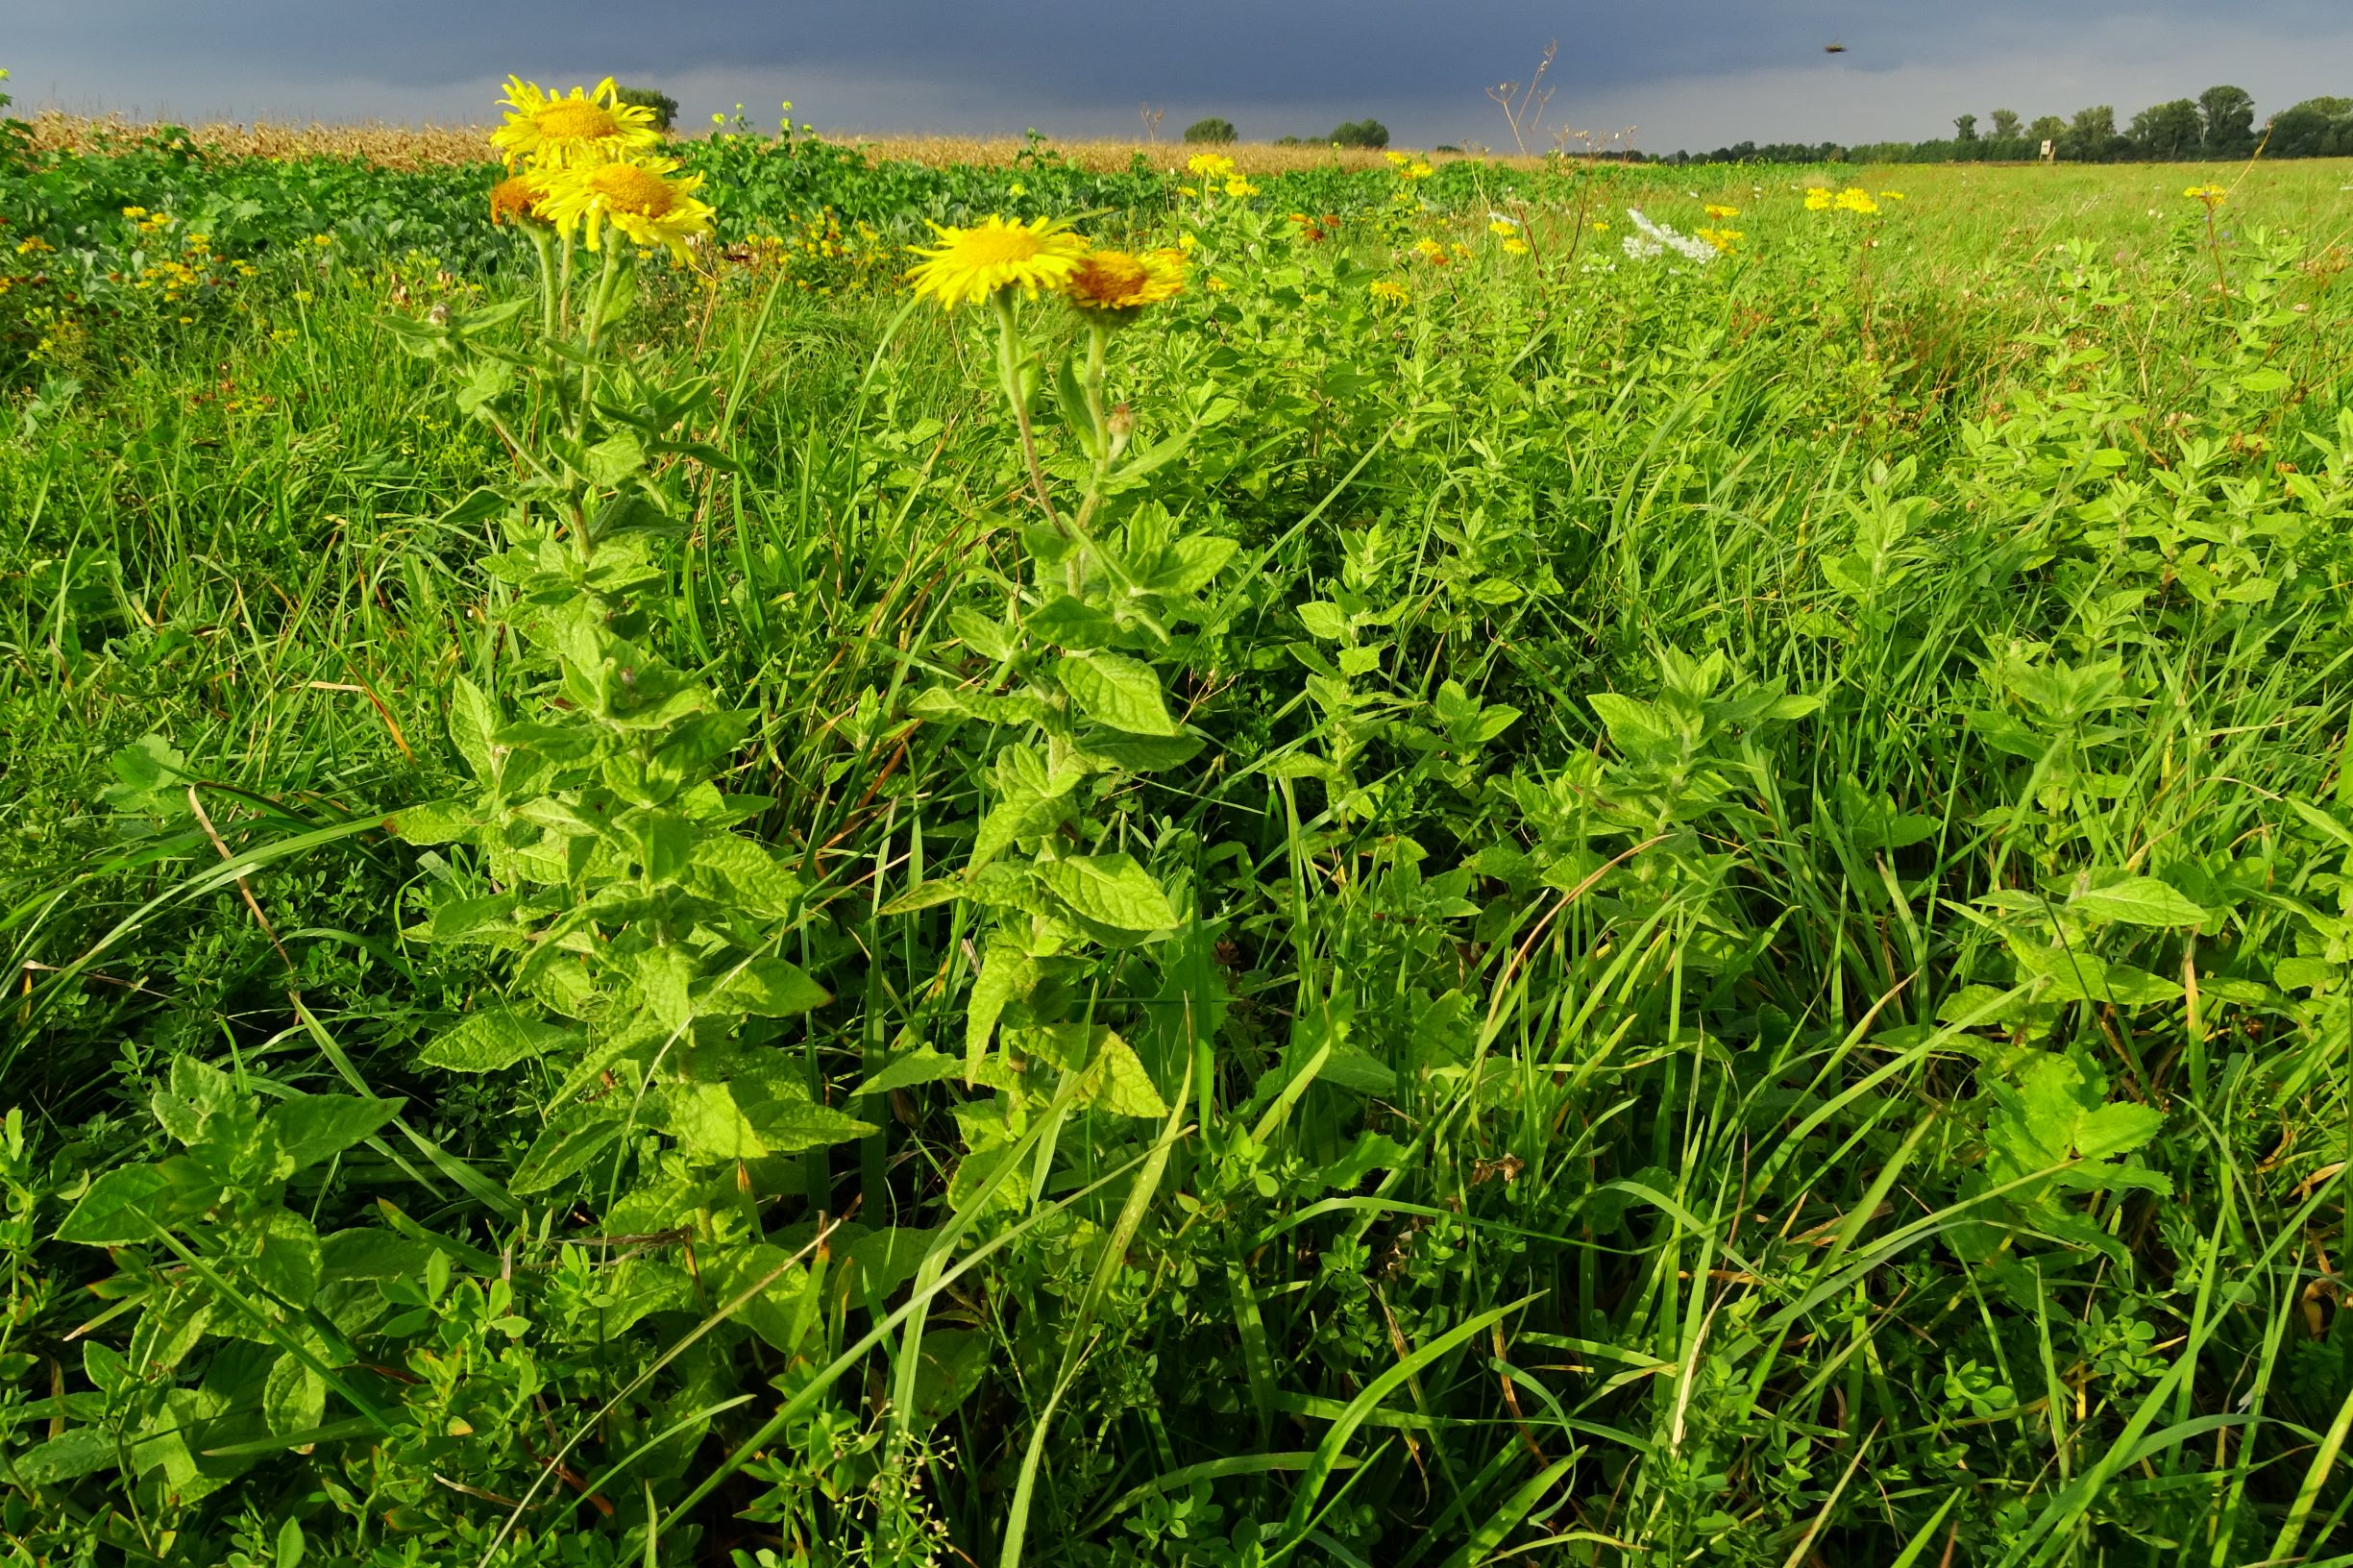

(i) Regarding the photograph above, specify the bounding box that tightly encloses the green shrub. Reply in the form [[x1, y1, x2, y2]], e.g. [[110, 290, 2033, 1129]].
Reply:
[[1329, 117, 1390, 148], [614, 85, 678, 132], [1182, 116, 1237, 144]]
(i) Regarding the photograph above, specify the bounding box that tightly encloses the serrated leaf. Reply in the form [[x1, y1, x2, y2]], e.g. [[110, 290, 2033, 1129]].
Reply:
[[2070, 877, 2208, 929], [706, 957, 831, 1017], [265, 1092, 404, 1172], [154, 1055, 236, 1146], [418, 1008, 573, 1072], [1297, 601, 1348, 640], [966, 938, 1039, 1071], [57, 1166, 173, 1246], [1026, 595, 1117, 650], [451, 677, 497, 780], [1057, 651, 1181, 737], [1071, 1031, 1170, 1117], [384, 799, 479, 845], [263, 1352, 326, 1437], [1041, 854, 1182, 932], [510, 1102, 627, 1194], [249, 1209, 324, 1303], [855, 1046, 963, 1098]]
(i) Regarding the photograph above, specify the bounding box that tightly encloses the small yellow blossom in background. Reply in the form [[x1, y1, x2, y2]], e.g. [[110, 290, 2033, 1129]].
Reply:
[[1224, 176, 1259, 198], [1832, 187, 1878, 215], [1178, 184, 1199, 197], [1487, 218, 1518, 236], [1009, 182, 1026, 197], [272, 328, 298, 344], [1064, 247, 1187, 321], [1384, 151, 1409, 166], [1501, 237, 1530, 255], [1368, 279, 1410, 305], [14, 235, 52, 256], [1176, 232, 1198, 252], [1803, 187, 1833, 211], [121, 205, 147, 219], [1450, 240, 1473, 257], [1400, 159, 1434, 180], [1703, 204, 1741, 220], [492, 76, 664, 170], [1878, 191, 1906, 202], [1205, 275, 1229, 291], [2184, 183, 2227, 206], [1186, 152, 1237, 180], [539, 160, 718, 262], [312, 233, 334, 246], [1411, 236, 1446, 263], [1590, 218, 1611, 233], [904, 213, 1089, 309], [1695, 227, 1743, 253]]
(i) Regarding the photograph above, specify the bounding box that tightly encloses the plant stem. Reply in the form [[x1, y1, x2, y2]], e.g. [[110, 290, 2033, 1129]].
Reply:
[[992, 290, 1064, 534]]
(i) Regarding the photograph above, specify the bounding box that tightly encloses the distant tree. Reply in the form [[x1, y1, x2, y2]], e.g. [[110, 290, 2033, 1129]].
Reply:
[[613, 86, 677, 133], [1990, 108, 2022, 139], [2198, 85, 2256, 155], [2128, 98, 2202, 159], [1182, 116, 1238, 144], [1273, 135, 1307, 146], [2058, 105, 2120, 160], [2267, 96, 2353, 158], [1953, 112, 1978, 141], [1328, 118, 1390, 148]]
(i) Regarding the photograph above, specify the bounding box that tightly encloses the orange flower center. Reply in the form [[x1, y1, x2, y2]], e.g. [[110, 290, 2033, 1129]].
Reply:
[[588, 163, 677, 217], [490, 176, 544, 224], [536, 100, 622, 141], [1068, 252, 1149, 307]]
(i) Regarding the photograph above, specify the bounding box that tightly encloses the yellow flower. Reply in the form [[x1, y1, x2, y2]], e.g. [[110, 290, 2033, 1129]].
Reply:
[[1877, 191, 1905, 202], [1832, 187, 1877, 214], [1064, 247, 1188, 320], [1368, 279, 1410, 305], [1009, 181, 1026, 196], [538, 159, 716, 262], [1399, 159, 1434, 180], [1205, 275, 1229, 291], [1224, 176, 1259, 198], [1384, 151, 1409, 166], [1412, 236, 1445, 261], [121, 205, 147, 219], [1176, 232, 1198, 252], [1185, 152, 1236, 179], [1501, 236, 1530, 255], [489, 172, 552, 228], [1590, 218, 1611, 233], [312, 233, 334, 246], [1695, 227, 1743, 252], [1178, 184, 1200, 197], [1703, 203, 1740, 219], [1803, 186, 1833, 211], [1487, 218, 1518, 236], [2184, 183, 2227, 205], [491, 77, 664, 170], [904, 213, 1089, 309]]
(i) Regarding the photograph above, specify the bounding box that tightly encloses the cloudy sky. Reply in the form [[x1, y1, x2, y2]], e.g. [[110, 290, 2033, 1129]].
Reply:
[[4, 2, 2347, 152]]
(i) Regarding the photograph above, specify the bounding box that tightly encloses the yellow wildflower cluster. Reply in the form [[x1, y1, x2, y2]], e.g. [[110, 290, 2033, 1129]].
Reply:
[[1695, 227, 1743, 253], [1185, 152, 1237, 180], [2184, 183, 2227, 207], [904, 214, 1188, 324], [1368, 279, 1411, 306], [1384, 150, 1435, 180], [488, 77, 714, 262], [718, 209, 895, 296], [1805, 186, 1881, 215], [1703, 203, 1741, 220]]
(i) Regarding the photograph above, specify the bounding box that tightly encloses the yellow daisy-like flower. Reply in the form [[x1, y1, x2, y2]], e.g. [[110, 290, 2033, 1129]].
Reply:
[[904, 214, 1090, 309], [1590, 218, 1611, 233], [1384, 151, 1409, 167], [1487, 218, 1518, 236], [2184, 183, 2227, 205], [1832, 187, 1878, 214], [1064, 247, 1188, 322], [1224, 176, 1260, 198], [1501, 236, 1530, 255], [537, 159, 716, 262], [1176, 232, 1198, 252], [1803, 186, 1833, 211], [1877, 191, 1906, 202], [1185, 152, 1237, 180], [491, 77, 664, 171], [1695, 227, 1743, 252], [489, 172, 553, 229], [1703, 203, 1740, 219], [1368, 279, 1410, 305]]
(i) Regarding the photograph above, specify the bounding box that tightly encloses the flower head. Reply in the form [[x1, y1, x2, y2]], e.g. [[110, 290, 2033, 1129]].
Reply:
[[489, 172, 553, 229], [2184, 183, 2227, 206], [1368, 279, 1410, 305], [1832, 187, 1879, 215], [1695, 227, 1743, 253], [905, 214, 1090, 309], [492, 77, 665, 170], [1803, 186, 1834, 211], [1224, 176, 1260, 199], [1488, 218, 1518, 236], [1703, 203, 1740, 219], [1064, 247, 1187, 322], [1501, 236, 1530, 256], [1185, 152, 1237, 180], [538, 159, 716, 261]]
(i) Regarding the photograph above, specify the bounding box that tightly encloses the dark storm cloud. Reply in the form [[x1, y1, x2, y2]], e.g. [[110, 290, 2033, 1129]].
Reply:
[[7, 2, 2350, 148]]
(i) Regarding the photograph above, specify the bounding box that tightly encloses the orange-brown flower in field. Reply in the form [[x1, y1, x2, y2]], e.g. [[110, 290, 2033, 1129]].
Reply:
[[905, 214, 1089, 309], [489, 172, 552, 228], [492, 77, 664, 170], [1064, 247, 1187, 322]]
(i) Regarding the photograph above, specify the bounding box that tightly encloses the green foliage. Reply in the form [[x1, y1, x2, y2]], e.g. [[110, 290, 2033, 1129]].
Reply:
[[11, 144, 2353, 1568], [1180, 116, 1237, 145], [612, 85, 679, 133], [1327, 117, 1390, 148]]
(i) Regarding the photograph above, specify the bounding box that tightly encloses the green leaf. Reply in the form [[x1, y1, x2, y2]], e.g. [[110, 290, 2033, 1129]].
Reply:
[[418, 1008, 573, 1072], [910, 1328, 992, 1431], [705, 957, 832, 1017], [263, 1352, 326, 1436], [966, 937, 1039, 1071], [856, 1045, 964, 1098], [667, 1083, 872, 1162], [1026, 595, 1117, 650], [1057, 651, 1182, 737], [57, 1166, 174, 1246], [2070, 877, 2208, 929], [879, 879, 963, 917], [153, 1056, 238, 1146], [1297, 601, 1349, 640], [249, 1210, 325, 1303], [384, 799, 479, 845], [1042, 854, 1182, 932], [584, 429, 646, 487], [14, 1428, 117, 1484], [1072, 1032, 1170, 1118], [510, 1102, 627, 1194], [688, 835, 807, 917], [265, 1093, 404, 1172]]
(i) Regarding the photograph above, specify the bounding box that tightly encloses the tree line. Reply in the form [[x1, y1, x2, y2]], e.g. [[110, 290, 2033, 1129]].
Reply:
[[1654, 86, 2353, 165]]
